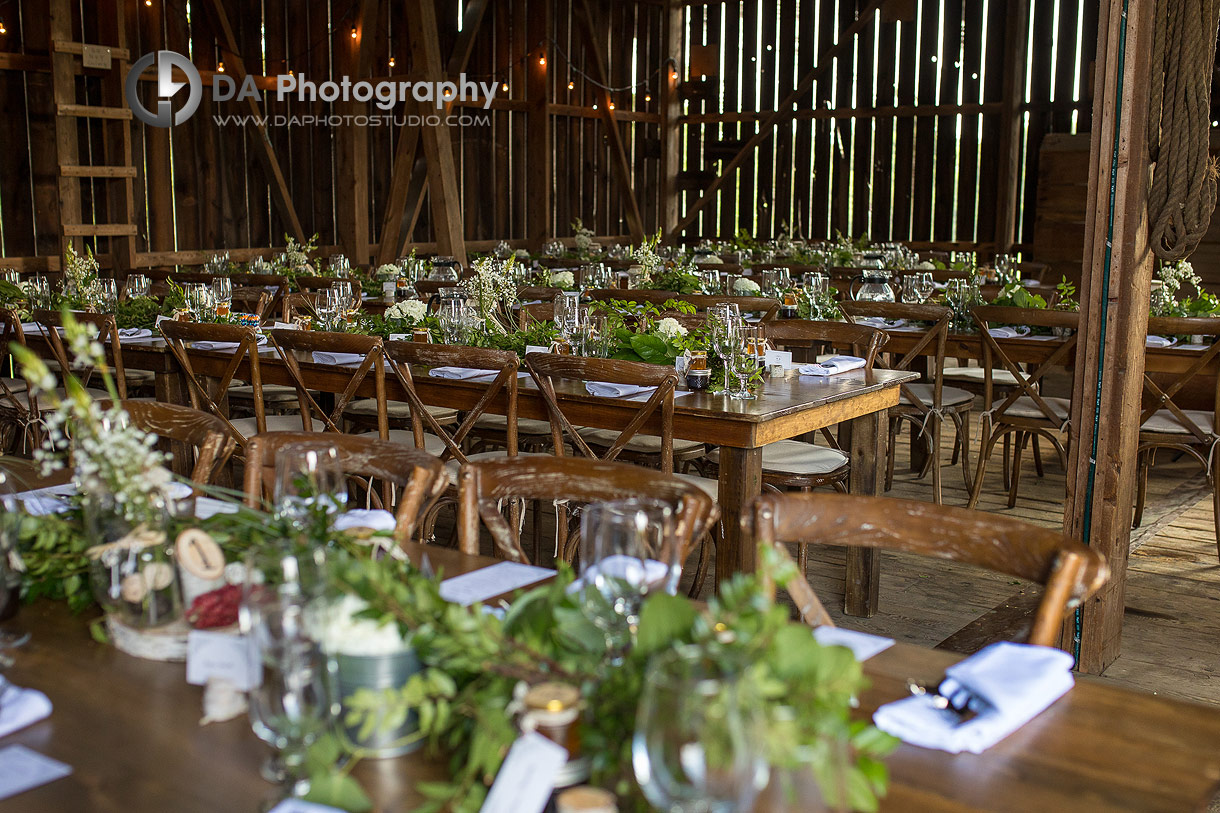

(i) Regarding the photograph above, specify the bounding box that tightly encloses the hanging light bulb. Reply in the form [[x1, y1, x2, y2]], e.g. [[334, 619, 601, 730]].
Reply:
[[670, 68, 678, 82], [350, 25, 358, 39], [538, 54, 546, 67], [644, 93, 651, 102], [567, 80, 575, 91], [144, 0, 152, 6], [388, 56, 396, 68], [501, 81, 509, 92], [607, 101, 615, 111], [218, 61, 225, 73], [0, 19, 7, 34], [592, 102, 598, 110]]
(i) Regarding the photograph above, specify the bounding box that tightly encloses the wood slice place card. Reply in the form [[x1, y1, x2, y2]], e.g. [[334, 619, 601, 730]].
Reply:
[[176, 529, 227, 581]]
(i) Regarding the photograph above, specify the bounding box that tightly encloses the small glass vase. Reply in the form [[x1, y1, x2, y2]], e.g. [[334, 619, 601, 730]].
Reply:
[[86, 498, 182, 629]]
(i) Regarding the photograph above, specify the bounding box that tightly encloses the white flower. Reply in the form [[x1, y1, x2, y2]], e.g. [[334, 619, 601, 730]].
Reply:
[[386, 299, 428, 324], [376, 263, 400, 281], [315, 594, 410, 657], [700, 255, 723, 264], [515, 249, 531, 261], [733, 277, 762, 294], [917, 261, 936, 270], [550, 271, 575, 289], [574, 233, 592, 251], [654, 317, 688, 341]]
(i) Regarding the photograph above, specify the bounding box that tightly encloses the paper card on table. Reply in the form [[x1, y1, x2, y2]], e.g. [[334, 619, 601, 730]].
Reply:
[[764, 349, 793, 368], [479, 732, 568, 813], [267, 799, 347, 813], [525, 345, 550, 355], [439, 561, 553, 606], [814, 626, 895, 662], [623, 389, 694, 402], [186, 630, 260, 691], [0, 745, 72, 800]]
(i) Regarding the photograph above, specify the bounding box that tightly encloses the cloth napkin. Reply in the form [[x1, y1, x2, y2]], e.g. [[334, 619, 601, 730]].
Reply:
[[311, 351, 366, 366], [333, 509, 397, 533], [19, 323, 61, 337], [193, 496, 241, 520], [190, 335, 268, 352], [428, 366, 500, 382], [856, 317, 907, 330], [116, 328, 153, 341], [987, 326, 1032, 339], [567, 555, 671, 593], [1145, 335, 1177, 348], [12, 484, 77, 516], [873, 642, 1075, 754], [585, 381, 656, 398], [798, 356, 866, 377], [813, 626, 895, 662], [0, 681, 52, 738]]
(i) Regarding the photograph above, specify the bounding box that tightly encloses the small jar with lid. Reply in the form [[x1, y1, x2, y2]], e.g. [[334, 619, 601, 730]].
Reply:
[[521, 682, 590, 787], [555, 786, 617, 813], [412, 327, 431, 343]]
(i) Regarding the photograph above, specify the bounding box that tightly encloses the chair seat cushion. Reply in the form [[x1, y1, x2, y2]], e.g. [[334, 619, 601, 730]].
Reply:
[[344, 398, 458, 424], [230, 414, 324, 438], [673, 471, 720, 500], [1140, 408, 1215, 436], [0, 378, 28, 394], [900, 383, 974, 408], [123, 369, 156, 387], [577, 427, 705, 455], [442, 450, 550, 477], [710, 440, 849, 476], [990, 396, 1070, 422], [942, 366, 1022, 387], [473, 413, 554, 435], [54, 387, 112, 401]]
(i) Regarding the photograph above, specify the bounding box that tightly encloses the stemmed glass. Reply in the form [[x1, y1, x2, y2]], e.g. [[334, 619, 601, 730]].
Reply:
[[633, 646, 770, 813], [553, 291, 581, 341], [125, 273, 150, 299], [726, 346, 758, 401], [212, 277, 233, 318], [316, 287, 345, 332], [273, 442, 348, 530], [26, 276, 50, 309], [577, 499, 679, 660], [707, 303, 743, 366], [97, 279, 119, 313]]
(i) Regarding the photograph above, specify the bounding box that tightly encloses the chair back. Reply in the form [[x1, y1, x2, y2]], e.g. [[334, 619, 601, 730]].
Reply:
[[518, 302, 555, 329], [231, 287, 272, 322], [107, 399, 237, 486], [971, 305, 1079, 429], [458, 456, 718, 565], [232, 273, 289, 318], [517, 286, 562, 301], [525, 352, 680, 472], [267, 329, 388, 437], [159, 320, 268, 444], [763, 319, 887, 367], [243, 431, 447, 545], [747, 491, 1109, 646], [841, 302, 953, 413], [684, 294, 781, 322], [31, 309, 127, 398], [0, 308, 32, 419], [1141, 316, 1220, 443], [385, 341, 520, 465]]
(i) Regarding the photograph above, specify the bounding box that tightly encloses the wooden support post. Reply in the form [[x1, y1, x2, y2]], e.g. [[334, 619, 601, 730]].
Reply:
[[202, 0, 306, 244], [48, 0, 81, 257], [1063, 0, 1157, 674], [993, 0, 1029, 256], [96, 0, 135, 271], [574, 0, 646, 244], [672, 0, 883, 237], [334, 0, 380, 265], [659, 0, 683, 243], [405, 0, 468, 266], [526, 4, 552, 250]]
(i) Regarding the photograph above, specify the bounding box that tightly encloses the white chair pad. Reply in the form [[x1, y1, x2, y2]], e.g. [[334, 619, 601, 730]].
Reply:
[[229, 383, 300, 402], [442, 450, 550, 477], [1140, 408, 1216, 436], [989, 396, 1070, 422], [900, 383, 974, 408], [577, 427, 705, 455], [344, 398, 458, 423], [359, 429, 449, 457], [673, 472, 720, 500], [230, 414, 324, 438], [710, 440, 849, 476], [473, 413, 554, 435], [942, 367, 1022, 387]]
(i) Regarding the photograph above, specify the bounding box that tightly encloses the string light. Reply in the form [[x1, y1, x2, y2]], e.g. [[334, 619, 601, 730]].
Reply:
[[0, 20, 7, 34], [388, 56, 395, 68], [538, 54, 546, 67], [644, 93, 651, 102], [501, 82, 509, 92], [144, 0, 152, 6], [607, 101, 615, 111], [567, 80, 575, 91], [217, 61, 225, 73], [350, 25, 357, 39], [671, 69, 678, 81], [592, 102, 598, 110]]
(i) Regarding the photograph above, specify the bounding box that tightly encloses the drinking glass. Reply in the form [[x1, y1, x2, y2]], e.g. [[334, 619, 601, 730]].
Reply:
[[553, 291, 580, 339], [329, 254, 350, 277], [125, 273, 150, 299], [901, 274, 924, 304], [633, 646, 770, 813], [212, 277, 233, 317], [436, 298, 467, 344], [707, 304, 743, 363], [318, 287, 347, 332], [273, 442, 348, 528], [802, 272, 829, 298], [97, 279, 119, 313], [0, 270, 18, 289], [25, 276, 50, 309], [726, 348, 758, 401], [578, 499, 679, 658]]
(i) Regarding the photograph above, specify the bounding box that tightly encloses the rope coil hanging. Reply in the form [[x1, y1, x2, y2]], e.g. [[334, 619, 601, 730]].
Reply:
[[1147, 0, 1220, 262]]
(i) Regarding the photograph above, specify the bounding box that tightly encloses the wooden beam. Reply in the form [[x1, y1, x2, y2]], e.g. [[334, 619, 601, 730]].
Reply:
[[526, 2, 552, 249], [334, 0, 380, 265], [1063, 0, 1157, 673], [671, 0, 883, 236], [49, 0, 81, 257], [201, 0, 305, 243], [993, 0, 1030, 254], [574, 0, 646, 244], [659, 0, 683, 241]]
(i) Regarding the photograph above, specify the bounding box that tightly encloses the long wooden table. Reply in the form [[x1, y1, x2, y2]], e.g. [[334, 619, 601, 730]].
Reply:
[[36, 336, 915, 617], [5, 542, 1220, 812]]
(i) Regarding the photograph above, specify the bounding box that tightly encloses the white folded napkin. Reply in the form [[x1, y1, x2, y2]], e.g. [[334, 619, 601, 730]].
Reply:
[[189, 335, 269, 352], [585, 381, 655, 398], [813, 626, 895, 662], [856, 317, 906, 330], [193, 496, 240, 520], [0, 682, 52, 738], [567, 555, 671, 593], [1145, 335, 1177, 348], [333, 509, 397, 533], [987, 326, 1031, 339], [12, 484, 77, 516], [19, 323, 62, 337], [428, 366, 500, 382], [798, 356, 866, 377], [116, 328, 153, 341], [311, 351, 366, 366], [873, 642, 1075, 754]]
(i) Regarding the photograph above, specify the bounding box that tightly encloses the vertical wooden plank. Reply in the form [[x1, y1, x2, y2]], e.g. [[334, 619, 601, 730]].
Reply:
[[49, 0, 82, 256], [909, 0, 939, 241], [334, 0, 379, 265], [954, 0, 983, 245], [526, 0, 552, 249], [842, 407, 885, 616], [993, 0, 1030, 254], [850, 4, 877, 237], [165, 0, 198, 253], [890, 11, 918, 239], [931, 0, 962, 242], [770, 0, 798, 237], [792, 0, 816, 237], [973, 2, 1007, 249], [870, 12, 898, 240], [0, 4, 36, 257], [24, 2, 62, 258]]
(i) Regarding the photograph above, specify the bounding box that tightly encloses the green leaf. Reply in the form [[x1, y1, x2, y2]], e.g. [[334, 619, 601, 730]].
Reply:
[[304, 732, 343, 774], [303, 770, 373, 812], [635, 592, 697, 656]]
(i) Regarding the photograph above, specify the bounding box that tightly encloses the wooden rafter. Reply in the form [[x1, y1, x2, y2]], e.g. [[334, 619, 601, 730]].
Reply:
[[202, 0, 305, 243], [575, 0, 646, 244], [671, 0, 883, 237]]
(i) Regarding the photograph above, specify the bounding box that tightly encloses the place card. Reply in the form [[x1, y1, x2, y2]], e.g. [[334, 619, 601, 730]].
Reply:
[[814, 626, 895, 662], [525, 345, 550, 355], [764, 349, 793, 368], [0, 745, 72, 800], [267, 800, 346, 813], [479, 732, 568, 813], [439, 561, 553, 606], [186, 630, 260, 691]]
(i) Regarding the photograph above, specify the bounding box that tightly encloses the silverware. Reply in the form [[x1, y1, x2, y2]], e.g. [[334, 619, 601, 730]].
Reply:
[[419, 552, 435, 579], [906, 678, 979, 725]]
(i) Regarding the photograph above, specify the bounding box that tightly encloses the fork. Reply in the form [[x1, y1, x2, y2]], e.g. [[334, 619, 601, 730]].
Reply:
[[906, 678, 979, 725]]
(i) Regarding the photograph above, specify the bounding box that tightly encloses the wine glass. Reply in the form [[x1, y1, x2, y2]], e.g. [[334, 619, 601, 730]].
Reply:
[[436, 299, 466, 344], [125, 273, 150, 299], [553, 291, 580, 340], [707, 304, 742, 364], [97, 279, 119, 313], [915, 271, 935, 303], [25, 276, 50, 309], [633, 646, 770, 813], [273, 442, 348, 530], [726, 347, 758, 401], [212, 277, 233, 318], [578, 498, 679, 659]]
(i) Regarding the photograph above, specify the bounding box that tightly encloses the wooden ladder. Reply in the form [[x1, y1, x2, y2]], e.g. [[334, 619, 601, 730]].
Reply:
[[48, 0, 138, 270]]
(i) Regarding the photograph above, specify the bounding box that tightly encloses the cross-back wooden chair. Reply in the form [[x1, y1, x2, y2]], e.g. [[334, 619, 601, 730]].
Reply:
[[685, 294, 782, 322], [232, 273, 289, 320], [517, 285, 562, 302], [243, 431, 447, 547], [517, 301, 555, 329], [267, 329, 387, 437], [840, 301, 972, 503], [457, 456, 719, 591], [0, 308, 34, 452], [230, 287, 272, 323], [748, 491, 1109, 646], [966, 305, 1079, 510], [1133, 316, 1220, 557], [282, 291, 319, 323], [30, 309, 128, 399], [101, 399, 237, 487], [159, 320, 300, 448]]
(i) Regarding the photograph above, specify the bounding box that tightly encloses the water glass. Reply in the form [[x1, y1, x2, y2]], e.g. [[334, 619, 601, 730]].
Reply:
[[125, 273, 150, 299], [579, 499, 679, 657], [212, 277, 233, 317], [554, 291, 580, 338], [707, 303, 743, 363], [1, 269, 20, 291], [633, 646, 770, 813], [25, 276, 50, 309], [436, 298, 467, 344], [726, 349, 758, 401], [98, 278, 119, 312], [273, 441, 348, 527], [329, 254, 350, 277]]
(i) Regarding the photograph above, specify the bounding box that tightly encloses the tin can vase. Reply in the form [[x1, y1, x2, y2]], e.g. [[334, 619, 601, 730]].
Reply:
[[333, 649, 424, 758]]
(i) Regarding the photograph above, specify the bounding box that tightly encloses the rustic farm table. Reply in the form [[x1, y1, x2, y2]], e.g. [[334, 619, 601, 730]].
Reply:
[[4, 543, 1220, 812]]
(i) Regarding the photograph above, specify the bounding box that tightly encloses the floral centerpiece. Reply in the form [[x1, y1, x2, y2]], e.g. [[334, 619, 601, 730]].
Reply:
[[630, 230, 665, 286], [1152, 259, 1220, 317], [547, 269, 577, 291], [733, 276, 762, 295], [460, 256, 518, 335], [572, 218, 599, 260], [384, 299, 429, 328], [61, 244, 106, 309]]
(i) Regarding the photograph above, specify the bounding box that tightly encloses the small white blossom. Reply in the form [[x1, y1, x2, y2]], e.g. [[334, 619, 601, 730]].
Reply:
[[733, 277, 762, 295], [461, 257, 518, 320], [654, 317, 688, 341], [514, 249, 531, 261], [549, 271, 575, 289], [376, 263, 400, 281], [385, 299, 428, 324], [314, 594, 411, 656]]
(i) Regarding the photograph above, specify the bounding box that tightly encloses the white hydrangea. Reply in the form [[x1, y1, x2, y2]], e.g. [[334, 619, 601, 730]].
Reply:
[[314, 594, 411, 657], [654, 317, 688, 341], [550, 270, 575, 289], [376, 263, 400, 281], [515, 249, 531, 261], [699, 254, 723, 265], [385, 298, 428, 324], [733, 277, 762, 295]]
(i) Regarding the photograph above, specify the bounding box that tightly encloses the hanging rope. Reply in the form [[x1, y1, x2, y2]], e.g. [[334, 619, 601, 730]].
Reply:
[[1147, 0, 1220, 262]]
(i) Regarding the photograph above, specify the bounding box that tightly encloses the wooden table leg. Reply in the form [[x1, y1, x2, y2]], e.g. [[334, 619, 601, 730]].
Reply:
[[841, 408, 885, 617], [716, 445, 763, 585]]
